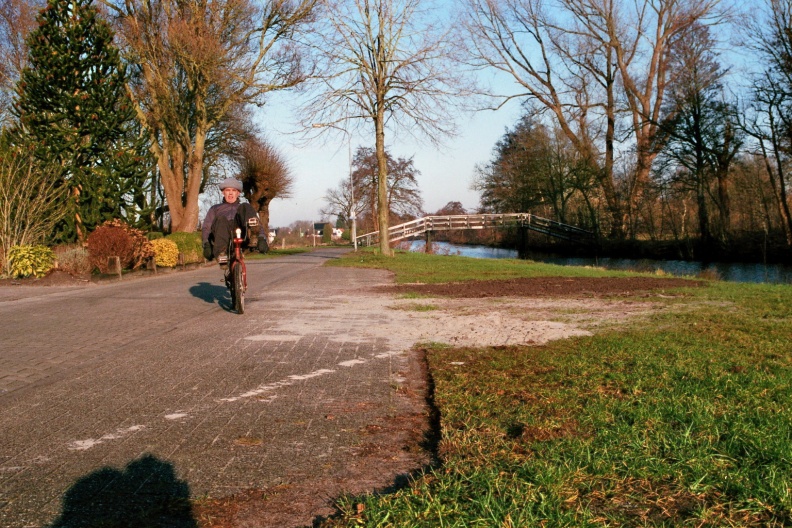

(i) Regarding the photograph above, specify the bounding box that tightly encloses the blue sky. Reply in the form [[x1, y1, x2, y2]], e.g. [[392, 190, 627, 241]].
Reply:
[[256, 82, 525, 229]]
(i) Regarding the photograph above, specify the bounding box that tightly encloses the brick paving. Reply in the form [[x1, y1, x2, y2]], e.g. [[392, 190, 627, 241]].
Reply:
[[0, 249, 424, 527]]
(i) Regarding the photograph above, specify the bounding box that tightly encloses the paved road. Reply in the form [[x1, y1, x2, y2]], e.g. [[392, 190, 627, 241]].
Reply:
[[0, 249, 426, 527]]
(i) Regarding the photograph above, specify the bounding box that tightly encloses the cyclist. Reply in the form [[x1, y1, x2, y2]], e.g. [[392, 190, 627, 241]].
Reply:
[[202, 177, 268, 267]]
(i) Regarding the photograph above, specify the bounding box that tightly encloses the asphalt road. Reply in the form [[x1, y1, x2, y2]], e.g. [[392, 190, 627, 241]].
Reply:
[[0, 249, 426, 527]]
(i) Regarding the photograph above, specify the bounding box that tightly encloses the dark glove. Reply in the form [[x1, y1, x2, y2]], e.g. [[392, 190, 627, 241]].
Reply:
[[203, 242, 213, 260], [257, 237, 269, 254]]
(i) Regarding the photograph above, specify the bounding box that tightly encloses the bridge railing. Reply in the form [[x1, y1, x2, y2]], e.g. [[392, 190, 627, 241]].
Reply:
[[356, 213, 595, 247]]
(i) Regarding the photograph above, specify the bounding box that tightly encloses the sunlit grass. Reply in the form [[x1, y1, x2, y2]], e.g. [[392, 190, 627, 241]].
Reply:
[[327, 247, 636, 284], [321, 258, 792, 526], [246, 247, 312, 259]]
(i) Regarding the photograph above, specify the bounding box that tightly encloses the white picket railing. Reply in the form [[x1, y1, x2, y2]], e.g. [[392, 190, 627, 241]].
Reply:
[[356, 213, 595, 247]]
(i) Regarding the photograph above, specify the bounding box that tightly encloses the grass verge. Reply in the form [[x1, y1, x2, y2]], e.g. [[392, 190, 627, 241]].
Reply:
[[324, 252, 792, 527], [246, 247, 313, 259], [327, 248, 643, 284]]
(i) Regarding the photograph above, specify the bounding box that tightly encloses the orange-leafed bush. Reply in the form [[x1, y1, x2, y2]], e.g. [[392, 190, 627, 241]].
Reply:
[[86, 220, 154, 273]]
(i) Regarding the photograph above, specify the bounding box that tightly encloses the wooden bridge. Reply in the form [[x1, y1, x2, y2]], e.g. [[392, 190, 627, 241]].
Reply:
[[356, 213, 596, 247]]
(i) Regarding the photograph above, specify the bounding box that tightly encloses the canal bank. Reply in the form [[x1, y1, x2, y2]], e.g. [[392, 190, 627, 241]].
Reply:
[[402, 240, 792, 284]]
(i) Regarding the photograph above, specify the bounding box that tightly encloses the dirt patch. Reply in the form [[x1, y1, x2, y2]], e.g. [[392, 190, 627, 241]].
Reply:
[[381, 276, 703, 298], [192, 274, 707, 526], [193, 349, 434, 528]]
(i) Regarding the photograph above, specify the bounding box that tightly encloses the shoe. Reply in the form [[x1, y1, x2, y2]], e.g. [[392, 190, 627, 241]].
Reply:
[[247, 218, 259, 248], [217, 251, 228, 269]]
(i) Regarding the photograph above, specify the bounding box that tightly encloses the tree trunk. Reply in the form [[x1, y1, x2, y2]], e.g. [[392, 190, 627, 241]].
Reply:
[[375, 107, 393, 256], [603, 51, 623, 239], [155, 135, 187, 232], [178, 129, 206, 233], [697, 177, 710, 248]]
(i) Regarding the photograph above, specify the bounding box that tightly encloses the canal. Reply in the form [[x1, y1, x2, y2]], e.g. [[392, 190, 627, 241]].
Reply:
[[403, 241, 792, 285]]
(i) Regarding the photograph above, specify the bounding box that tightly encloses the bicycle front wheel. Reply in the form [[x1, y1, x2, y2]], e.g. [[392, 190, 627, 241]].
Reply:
[[232, 262, 245, 314]]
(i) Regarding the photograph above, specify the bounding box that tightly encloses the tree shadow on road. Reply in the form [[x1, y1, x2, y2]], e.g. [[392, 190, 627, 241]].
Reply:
[[189, 281, 231, 310], [48, 454, 197, 528]]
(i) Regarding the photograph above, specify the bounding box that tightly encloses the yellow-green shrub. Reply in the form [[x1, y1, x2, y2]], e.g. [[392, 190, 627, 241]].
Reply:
[[7, 245, 55, 278], [151, 238, 180, 268], [166, 232, 203, 263]]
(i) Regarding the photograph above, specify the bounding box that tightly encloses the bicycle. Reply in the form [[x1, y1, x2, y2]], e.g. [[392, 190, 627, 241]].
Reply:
[[216, 216, 259, 314], [224, 226, 247, 314]]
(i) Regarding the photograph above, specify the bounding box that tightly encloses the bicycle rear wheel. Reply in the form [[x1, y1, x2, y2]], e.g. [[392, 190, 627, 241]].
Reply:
[[232, 262, 245, 314]]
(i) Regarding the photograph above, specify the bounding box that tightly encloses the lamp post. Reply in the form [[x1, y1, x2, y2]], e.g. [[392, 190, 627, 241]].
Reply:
[[347, 137, 357, 251]]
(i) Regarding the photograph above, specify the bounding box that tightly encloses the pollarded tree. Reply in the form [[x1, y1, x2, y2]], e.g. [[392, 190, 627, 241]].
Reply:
[[14, 0, 150, 241], [235, 135, 293, 234]]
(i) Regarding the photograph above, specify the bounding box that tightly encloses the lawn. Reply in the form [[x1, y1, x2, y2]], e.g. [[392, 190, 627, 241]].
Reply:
[[324, 250, 792, 527]]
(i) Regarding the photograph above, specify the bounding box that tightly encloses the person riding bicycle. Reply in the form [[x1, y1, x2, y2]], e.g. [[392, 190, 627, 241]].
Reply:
[[202, 177, 268, 267]]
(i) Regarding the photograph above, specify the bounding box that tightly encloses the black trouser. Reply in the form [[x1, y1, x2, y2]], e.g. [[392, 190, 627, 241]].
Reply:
[[209, 203, 258, 258]]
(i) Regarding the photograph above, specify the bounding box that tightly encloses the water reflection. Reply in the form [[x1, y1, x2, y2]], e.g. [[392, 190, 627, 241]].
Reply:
[[404, 241, 792, 285]]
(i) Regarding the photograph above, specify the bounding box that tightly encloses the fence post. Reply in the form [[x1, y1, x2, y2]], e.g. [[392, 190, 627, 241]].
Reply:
[[108, 256, 121, 279]]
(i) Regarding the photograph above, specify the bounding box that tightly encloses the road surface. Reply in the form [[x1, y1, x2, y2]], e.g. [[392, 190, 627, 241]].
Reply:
[[0, 249, 426, 527]]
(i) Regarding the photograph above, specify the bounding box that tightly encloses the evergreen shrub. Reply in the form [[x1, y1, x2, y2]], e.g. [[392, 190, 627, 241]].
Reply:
[[166, 232, 203, 263], [151, 238, 179, 267], [7, 245, 55, 278]]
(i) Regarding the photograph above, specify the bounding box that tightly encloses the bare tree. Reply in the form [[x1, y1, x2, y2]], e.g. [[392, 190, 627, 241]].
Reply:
[[235, 135, 293, 233], [0, 141, 67, 270], [0, 0, 39, 125], [348, 146, 423, 230], [301, 0, 472, 256], [741, 0, 792, 246], [463, 0, 723, 238], [656, 23, 741, 247], [320, 177, 366, 229], [109, 0, 316, 232]]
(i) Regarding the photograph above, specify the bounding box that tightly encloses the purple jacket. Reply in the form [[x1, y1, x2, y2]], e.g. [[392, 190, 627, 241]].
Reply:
[[202, 199, 265, 244], [202, 200, 242, 244]]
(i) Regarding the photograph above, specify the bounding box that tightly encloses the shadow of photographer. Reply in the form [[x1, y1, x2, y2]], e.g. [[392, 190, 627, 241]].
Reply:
[[48, 454, 197, 528]]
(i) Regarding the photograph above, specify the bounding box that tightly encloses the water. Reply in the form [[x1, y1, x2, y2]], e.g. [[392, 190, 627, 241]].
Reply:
[[403, 241, 792, 285]]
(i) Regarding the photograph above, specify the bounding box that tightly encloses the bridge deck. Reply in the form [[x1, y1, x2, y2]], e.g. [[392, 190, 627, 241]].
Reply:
[[356, 213, 595, 247]]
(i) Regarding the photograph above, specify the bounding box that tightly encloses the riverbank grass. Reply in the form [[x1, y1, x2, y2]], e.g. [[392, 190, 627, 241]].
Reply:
[[327, 248, 637, 283], [327, 252, 792, 526]]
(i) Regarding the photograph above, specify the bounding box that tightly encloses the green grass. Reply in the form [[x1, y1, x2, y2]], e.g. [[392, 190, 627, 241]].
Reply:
[[246, 247, 312, 259], [324, 253, 792, 527], [328, 248, 641, 284]]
